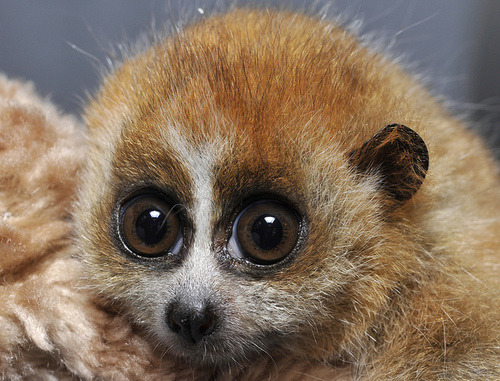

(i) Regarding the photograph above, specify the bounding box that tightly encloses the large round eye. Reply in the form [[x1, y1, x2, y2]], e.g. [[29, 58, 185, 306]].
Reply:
[[119, 194, 182, 257], [228, 201, 300, 265]]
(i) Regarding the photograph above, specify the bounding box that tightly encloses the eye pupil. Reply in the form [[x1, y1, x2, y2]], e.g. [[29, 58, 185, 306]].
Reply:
[[251, 215, 283, 250], [136, 209, 169, 245]]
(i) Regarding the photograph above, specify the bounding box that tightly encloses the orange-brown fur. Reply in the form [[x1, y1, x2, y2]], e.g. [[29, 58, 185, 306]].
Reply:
[[75, 9, 500, 380]]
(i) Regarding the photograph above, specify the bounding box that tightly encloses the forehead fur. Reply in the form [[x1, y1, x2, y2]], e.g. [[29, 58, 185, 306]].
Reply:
[[83, 9, 433, 220], [85, 9, 427, 153]]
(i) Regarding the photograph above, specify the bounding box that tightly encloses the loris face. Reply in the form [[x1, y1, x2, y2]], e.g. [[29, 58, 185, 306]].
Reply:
[[76, 10, 428, 366]]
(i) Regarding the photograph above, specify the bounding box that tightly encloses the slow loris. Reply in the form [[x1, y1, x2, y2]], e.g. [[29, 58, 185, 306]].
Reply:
[[75, 9, 500, 380]]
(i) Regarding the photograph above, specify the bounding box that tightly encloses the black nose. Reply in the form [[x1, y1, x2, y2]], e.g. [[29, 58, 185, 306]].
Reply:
[[166, 302, 216, 344]]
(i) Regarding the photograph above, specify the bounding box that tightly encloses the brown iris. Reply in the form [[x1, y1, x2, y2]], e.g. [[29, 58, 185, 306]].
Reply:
[[120, 194, 181, 257], [235, 201, 300, 264]]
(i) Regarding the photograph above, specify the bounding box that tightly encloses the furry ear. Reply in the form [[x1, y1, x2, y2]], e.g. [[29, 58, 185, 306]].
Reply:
[[349, 124, 429, 204]]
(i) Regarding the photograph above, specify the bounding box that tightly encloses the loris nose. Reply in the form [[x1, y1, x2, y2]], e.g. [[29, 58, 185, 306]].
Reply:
[[166, 301, 216, 344]]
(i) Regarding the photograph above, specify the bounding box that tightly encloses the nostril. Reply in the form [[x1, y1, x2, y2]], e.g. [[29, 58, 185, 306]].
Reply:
[[167, 308, 183, 334], [166, 302, 216, 344], [196, 308, 215, 337]]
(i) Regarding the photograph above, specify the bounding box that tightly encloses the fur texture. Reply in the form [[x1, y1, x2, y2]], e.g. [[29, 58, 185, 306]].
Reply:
[[0, 75, 188, 380], [1, 8, 499, 381], [0, 71, 342, 381], [76, 9, 500, 380]]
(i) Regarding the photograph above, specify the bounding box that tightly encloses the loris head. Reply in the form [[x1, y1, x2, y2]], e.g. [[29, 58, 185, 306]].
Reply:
[[76, 10, 429, 366]]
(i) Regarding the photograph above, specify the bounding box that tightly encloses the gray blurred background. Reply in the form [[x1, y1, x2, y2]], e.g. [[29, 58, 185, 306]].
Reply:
[[0, 1, 499, 154]]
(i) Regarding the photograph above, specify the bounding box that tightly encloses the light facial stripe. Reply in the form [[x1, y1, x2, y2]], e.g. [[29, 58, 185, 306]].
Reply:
[[159, 124, 223, 269]]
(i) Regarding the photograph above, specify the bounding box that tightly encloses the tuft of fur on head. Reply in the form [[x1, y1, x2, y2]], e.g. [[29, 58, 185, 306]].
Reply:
[[75, 8, 500, 380]]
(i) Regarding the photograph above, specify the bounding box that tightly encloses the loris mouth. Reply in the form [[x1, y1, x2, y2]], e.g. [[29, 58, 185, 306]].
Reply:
[[161, 314, 278, 367], [166, 333, 264, 367]]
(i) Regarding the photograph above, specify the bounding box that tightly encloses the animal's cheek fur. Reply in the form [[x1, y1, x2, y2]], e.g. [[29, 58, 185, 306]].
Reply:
[[259, 153, 425, 360]]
